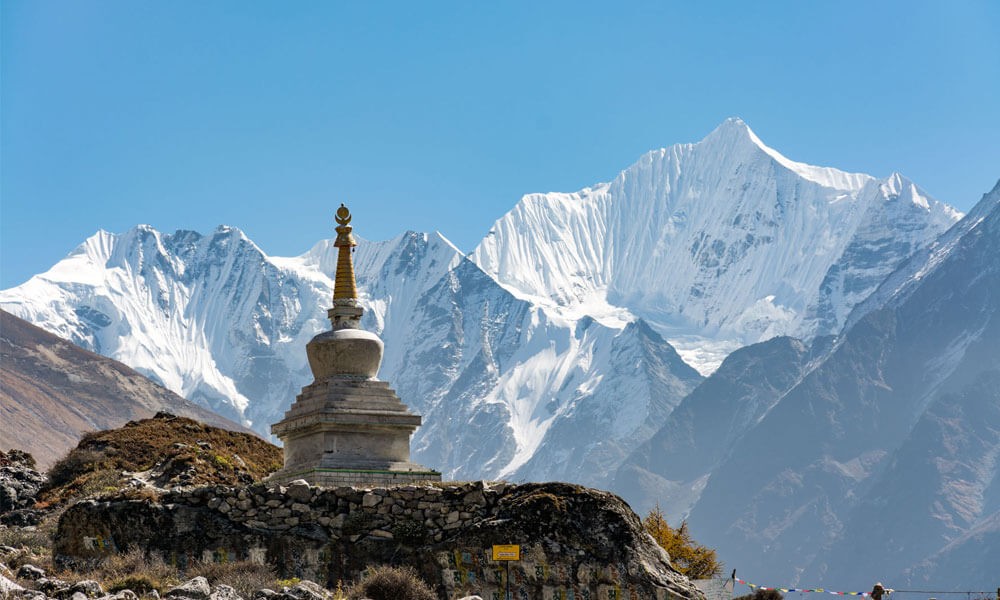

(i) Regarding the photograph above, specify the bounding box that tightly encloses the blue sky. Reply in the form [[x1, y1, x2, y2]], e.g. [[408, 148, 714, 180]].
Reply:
[[2, 1, 998, 288]]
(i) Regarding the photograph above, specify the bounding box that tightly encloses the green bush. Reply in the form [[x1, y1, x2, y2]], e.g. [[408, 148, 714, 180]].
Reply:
[[347, 565, 435, 600]]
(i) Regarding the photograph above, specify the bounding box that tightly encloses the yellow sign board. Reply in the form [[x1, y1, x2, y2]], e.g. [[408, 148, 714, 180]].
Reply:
[[492, 544, 520, 561]]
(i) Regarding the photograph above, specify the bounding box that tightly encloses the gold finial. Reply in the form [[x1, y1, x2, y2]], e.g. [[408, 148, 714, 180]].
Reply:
[[332, 204, 359, 306], [334, 204, 356, 248], [335, 204, 351, 226]]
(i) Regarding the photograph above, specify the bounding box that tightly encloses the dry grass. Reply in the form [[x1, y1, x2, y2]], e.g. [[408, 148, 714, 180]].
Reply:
[[346, 565, 436, 600], [9, 548, 285, 598], [188, 559, 277, 599], [37, 414, 282, 507]]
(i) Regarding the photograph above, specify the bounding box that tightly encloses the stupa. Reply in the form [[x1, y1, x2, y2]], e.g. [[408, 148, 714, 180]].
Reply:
[[269, 204, 441, 487]]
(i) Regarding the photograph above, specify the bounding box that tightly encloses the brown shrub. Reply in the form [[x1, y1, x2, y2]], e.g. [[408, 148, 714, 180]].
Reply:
[[95, 547, 181, 593], [188, 559, 277, 599], [735, 590, 785, 600], [347, 565, 436, 600]]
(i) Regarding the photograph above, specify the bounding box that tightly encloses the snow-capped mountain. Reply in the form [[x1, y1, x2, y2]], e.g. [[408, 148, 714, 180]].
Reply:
[[681, 181, 1000, 588], [0, 119, 977, 553], [473, 118, 961, 372], [0, 227, 701, 483]]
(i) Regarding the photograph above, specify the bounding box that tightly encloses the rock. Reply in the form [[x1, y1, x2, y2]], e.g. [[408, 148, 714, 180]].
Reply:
[[457, 597, 485, 600], [165, 577, 211, 600], [69, 580, 104, 598], [55, 482, 707, 600], [109, 591, 139, 600], [1, 509, 43, 527], [37, 577, 70, 596], [0, 572, 24, 594], [285, 481, 312, 503], [0, 450, 45, 519], [283, 581, 327, 600], [208, 584, 243, 600], [16, 564, 45, 581]]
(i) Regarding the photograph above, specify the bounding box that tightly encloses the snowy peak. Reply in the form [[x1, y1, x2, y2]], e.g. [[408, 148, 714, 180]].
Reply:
[[472, 119, 961, 372], [692, 117, 872, 191]]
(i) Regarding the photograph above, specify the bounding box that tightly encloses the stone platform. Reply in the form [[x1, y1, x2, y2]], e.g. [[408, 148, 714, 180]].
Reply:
[[270, 378, 440, 487]]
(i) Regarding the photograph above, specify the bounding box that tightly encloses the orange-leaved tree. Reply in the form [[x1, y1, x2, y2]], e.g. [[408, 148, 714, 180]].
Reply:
[[643, 504, 722, 579]]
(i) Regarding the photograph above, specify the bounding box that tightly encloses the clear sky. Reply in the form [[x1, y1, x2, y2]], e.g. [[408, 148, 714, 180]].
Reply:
[[2, 1, 998, 288]]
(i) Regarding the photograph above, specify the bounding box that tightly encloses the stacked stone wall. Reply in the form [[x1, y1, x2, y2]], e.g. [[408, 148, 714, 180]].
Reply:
[[55, 481, 703, 600]]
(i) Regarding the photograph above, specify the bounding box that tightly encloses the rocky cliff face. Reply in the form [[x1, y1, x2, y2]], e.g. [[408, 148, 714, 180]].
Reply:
[[0, 450, 44, 526], [685, 182, 1000, 588], [56, 480, 704, 600]]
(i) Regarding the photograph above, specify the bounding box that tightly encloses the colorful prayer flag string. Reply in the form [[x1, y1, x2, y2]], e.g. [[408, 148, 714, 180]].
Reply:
[[735, 578, 873, 597]]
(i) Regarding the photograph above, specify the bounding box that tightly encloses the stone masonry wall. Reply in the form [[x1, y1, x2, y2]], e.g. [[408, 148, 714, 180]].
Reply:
[[55, 481, 704, 600]]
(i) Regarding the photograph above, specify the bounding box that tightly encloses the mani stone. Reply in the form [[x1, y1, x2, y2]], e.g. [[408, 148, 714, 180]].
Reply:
[[268, 205, 440, 488]]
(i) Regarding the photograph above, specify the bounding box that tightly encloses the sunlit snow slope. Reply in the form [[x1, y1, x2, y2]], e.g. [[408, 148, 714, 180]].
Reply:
[[472, 118, 961, 373], [0, 228, 701, 483]]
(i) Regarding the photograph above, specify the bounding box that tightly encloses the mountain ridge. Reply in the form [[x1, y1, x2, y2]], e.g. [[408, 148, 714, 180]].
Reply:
[[0, 123, 985, 586], [0, 309, 253, 470], [471, 118, 960, 372]]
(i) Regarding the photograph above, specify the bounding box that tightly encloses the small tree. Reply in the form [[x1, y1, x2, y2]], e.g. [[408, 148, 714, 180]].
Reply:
[[643, 504, 722, 579]]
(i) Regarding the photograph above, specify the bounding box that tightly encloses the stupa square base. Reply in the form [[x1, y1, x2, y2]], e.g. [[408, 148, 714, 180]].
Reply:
[[268, 466, 441, 488]]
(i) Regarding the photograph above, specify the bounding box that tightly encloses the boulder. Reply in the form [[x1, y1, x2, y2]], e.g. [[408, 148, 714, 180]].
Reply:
[[16, 564, 45, 581], [281, 581, 327, 600], [68, 580, 104, 598], [0, 450, 45, 522], [37, 577, 70, 596], [0, 572, 25, 594], [208, 584, 243, 600], [165, 577, 211, 600]]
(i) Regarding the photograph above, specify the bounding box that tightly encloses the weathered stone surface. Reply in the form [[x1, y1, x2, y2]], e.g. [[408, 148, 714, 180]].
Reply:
[[281, 581, 328, 600], [55, 481, 704, 600], [37, 578, 70, 596], [165, 577, 211, 600], [16, 564, 45, 581], [0, 450, 44, 526], [208, 584, 243, 600], [285, 481, 312, 503], [67, 580, 103, 598], [0, 572, 24, 594]]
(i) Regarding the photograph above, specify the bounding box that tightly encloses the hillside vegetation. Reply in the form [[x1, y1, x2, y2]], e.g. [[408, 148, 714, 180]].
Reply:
[[37, 412, 282, 507]]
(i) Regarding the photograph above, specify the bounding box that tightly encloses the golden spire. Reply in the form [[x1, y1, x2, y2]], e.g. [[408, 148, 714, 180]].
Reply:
[[328, 204, 364, 330], [333, 204, 358, 301]]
